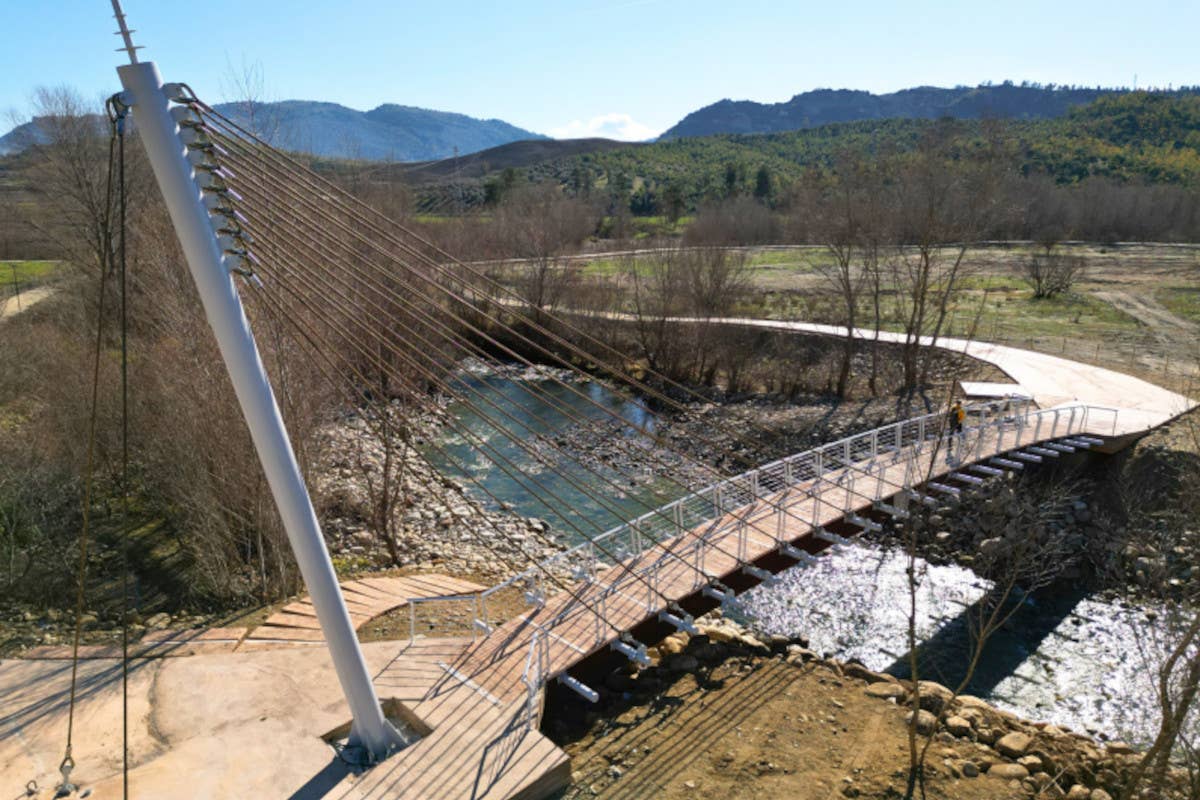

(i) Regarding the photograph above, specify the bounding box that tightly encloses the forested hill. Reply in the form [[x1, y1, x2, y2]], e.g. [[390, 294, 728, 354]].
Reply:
[[659, 83, 1197, 140], [593, 93, 1200, 191], [404, 93, 1200, 212]]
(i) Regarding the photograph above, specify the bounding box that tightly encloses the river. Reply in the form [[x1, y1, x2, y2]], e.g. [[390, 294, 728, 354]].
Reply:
[[431, 369, 1183, 746]]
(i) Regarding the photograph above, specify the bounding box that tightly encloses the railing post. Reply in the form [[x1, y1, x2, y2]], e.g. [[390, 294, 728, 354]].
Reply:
[[409, 601, 417, 645]]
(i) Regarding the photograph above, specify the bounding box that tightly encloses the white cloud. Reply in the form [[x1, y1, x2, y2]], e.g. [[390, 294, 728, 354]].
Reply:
[[548, 113, 659, 142]]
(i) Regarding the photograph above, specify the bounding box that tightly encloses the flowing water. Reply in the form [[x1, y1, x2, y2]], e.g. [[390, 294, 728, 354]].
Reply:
[[432, 371, 1181, 746]]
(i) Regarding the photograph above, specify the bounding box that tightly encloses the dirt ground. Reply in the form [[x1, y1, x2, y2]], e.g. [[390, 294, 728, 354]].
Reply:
[[550, 653, 1028, 800]]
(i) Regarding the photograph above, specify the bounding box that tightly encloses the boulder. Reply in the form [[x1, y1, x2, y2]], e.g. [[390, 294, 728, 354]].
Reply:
[[945, 715, 973, 737], [996, 731, 1033, 758], [987, 763, 1029, 780], [659, 634, 688, 656], [914, 681, 954, 714], [700, 625, 737, 645], [785, 647, 817, 665], [1017, 755, 1043, 772], [842, 662, 890, 684], [865, 682, 907, 700], [907, 709, 938, 736]]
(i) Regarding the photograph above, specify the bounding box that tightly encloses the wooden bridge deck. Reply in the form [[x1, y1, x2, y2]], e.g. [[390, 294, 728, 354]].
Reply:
[[432, 414, 1115, 711]]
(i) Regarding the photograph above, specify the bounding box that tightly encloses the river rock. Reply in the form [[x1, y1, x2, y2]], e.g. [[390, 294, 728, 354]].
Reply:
[[907, 709, 938, 736], [996, 731, 1033, 758], [914, 681, 954, 714], [988, 763, 1029, 780], [960, 760, 979, 778], [1090, 790, 1113, 800], [146, 612, 170, 629], [1017, 754, 1043, 772], [842, 662, 889, 684], [1066, 786, 1090, 800], [865, 682, 907, 700], [945, 715, 973, 737]]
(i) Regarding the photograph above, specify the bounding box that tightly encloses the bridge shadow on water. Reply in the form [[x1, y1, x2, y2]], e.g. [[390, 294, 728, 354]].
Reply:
[[882, 582, 1090, 701]]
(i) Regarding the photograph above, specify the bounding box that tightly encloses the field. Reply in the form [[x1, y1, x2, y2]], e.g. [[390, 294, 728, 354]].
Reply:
[[565, 242, 1200, 394]]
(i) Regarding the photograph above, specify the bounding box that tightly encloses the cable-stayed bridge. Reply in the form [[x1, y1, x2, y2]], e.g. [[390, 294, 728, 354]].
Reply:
[[3, 9, 1196, 798]]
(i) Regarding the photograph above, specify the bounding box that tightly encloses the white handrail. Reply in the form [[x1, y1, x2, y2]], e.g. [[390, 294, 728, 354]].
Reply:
[[420, 400, 1117, 697]]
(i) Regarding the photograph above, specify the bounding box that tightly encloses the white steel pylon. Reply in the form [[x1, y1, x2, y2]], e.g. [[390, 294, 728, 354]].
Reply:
[[109, 0, 405, 762]]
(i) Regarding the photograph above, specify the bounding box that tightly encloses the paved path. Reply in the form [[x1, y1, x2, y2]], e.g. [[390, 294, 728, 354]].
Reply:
[[0, 285, 54, 318], [664, 315, 1196, 435]]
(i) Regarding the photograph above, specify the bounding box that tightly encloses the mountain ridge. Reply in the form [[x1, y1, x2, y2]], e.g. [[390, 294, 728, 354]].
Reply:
[[658, 83, 1197, 139], [0, 100, 547, 162]]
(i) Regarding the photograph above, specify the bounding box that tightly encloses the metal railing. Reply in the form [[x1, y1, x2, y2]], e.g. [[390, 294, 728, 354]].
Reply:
[[405, 401, 1119, 727], [478, 398, 1036, 606]]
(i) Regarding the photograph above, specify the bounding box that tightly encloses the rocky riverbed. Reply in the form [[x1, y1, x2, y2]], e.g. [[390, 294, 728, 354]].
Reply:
[[317, 403, 564, 581]]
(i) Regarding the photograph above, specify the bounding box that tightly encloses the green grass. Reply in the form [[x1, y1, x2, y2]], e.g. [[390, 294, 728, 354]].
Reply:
[[740, 278, 1139, 346], [2, 260, 60, 290], [1156, 286, 1200, 323]]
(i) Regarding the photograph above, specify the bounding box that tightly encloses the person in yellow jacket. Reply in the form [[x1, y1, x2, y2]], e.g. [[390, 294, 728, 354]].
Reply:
[[949, 400, 965, 435]]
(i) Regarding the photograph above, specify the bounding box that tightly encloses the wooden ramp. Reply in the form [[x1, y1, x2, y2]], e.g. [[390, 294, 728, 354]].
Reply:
[[334, 638, 570, 800], [245, 572, 485, 645]]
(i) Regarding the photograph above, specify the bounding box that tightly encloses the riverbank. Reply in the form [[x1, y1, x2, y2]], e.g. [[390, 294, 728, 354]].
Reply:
[[550, 614, 1182, 799]]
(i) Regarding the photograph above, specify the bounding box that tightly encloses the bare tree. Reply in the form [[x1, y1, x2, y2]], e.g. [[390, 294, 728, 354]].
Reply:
[[1024, 248, 1086, 299], [889, 121, 998, 392], [20, 87, 125, 278], [495, 182, 595, 320], [219, 57, 280, 144], [812, 165, 869, 398]]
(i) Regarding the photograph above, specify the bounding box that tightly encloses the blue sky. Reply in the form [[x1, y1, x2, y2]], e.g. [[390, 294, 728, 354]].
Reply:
[[3, 0, 1198, 140]]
